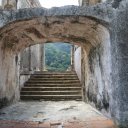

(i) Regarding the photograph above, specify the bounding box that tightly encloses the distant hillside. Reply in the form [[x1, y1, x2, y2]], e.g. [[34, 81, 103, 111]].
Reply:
[[45, 43, 71, 71]]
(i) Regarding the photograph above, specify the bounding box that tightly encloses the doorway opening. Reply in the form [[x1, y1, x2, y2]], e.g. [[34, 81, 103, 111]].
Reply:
[[45, 42, 71, 72]]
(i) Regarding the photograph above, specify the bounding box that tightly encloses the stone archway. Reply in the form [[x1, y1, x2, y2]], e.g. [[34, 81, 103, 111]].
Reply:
[[0, 13, 111, 115], [1, 3, 128, 127]]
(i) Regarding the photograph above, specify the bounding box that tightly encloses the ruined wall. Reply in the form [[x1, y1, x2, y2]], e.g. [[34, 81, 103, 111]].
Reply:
[[79, 1, 128, 127], [0, 0, 41, 108], [0, 50, 20, 108], [79, 0, 107, 6], [17, 0, 41, 72], [18, 0, 41, 90], [17, 0, 41, 9], [80, 26, 112, 117], [30, 44, 40, 71], [1, 0, 41, 10], [79, 0, 122, 6], [87, 43, 111, 116], [110, 1, 128, 127], [74, 47, 81, 81], [20, 44, 40, 73], [1, 0, 17, 10], [19, 44, 41, 88], [0, 5, 114, 123], [0, 1, 128, 126], [20, 47, 30, 72], [79, 0, 101, 6]]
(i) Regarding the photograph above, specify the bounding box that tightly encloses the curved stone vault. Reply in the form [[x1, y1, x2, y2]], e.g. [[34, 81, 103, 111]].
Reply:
[[0, 16, 109, 53], [0, 4, 113, 53]]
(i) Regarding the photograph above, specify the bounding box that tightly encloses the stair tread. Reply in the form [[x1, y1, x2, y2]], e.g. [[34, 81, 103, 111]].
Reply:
[[21, 91, 81, 92], [24, 85, 81, 87], [34, 73, 76, 75], [28, 80, 79, 83], [27, 79, 79, 81], [22, 87, 81, 88], [21, 95, 82, 96], [30, 78, 78, 80], [25, 83, 80, 84], [32, 74, 77, 75]]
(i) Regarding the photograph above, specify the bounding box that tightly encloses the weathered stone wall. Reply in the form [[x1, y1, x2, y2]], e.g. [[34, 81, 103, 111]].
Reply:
[[17, 0, 41, 88], [20, 47, 30, 72], [17, 0, 41, 9], [19, 44, 41, 88], [79, 1, 128, 127], [74, 47, 81, 81], [110, 1, 128, 127], [30, 44, 40, 71], [80, 25, 112, 117], [0, 50, 20, 108], [79, 0, 108, 6], [20, 44, 40, 72], [0, 0, 41, 108], [1, 0, 17, 10], [79, 0, 122, 7], [1, 0, 41, 10], [79, 0, 100, 6], [87, 42, 111, 116]]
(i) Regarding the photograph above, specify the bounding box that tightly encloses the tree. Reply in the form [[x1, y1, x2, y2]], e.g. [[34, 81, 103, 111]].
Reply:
[[45, 43, 71, 71]]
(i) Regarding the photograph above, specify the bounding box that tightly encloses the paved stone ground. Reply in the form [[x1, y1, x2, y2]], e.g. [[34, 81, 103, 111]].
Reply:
[[0, 101, 116, 128]]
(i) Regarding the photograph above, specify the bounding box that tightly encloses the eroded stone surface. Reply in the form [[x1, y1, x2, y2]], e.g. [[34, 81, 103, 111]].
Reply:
[[0, 16, 109, 53], [0, 101, 115, 127]]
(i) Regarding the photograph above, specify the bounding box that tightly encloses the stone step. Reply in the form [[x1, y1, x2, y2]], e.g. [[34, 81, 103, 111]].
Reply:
[[21, 71, 82, 101], [24, 83, 81, 87], [20, 91, 81, 95], [30, 78, 78, 80], [34, 72, 76, 75], [26, 80, 80, 83], [31, 75, 77, 78], [21, 87, 81, 91], [20, 95, 82, 101]]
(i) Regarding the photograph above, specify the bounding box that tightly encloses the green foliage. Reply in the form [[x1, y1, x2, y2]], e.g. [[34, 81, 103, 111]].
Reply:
[[45, 43, 71, 71]]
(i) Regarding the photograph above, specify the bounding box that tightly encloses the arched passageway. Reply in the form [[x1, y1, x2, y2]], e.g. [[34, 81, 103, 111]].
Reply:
[[0, 13, 111, 117], [0, 3, 128, 127]]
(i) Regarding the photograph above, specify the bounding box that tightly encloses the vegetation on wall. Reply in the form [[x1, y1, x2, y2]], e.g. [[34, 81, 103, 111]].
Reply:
[[45, 43, 71, 71]]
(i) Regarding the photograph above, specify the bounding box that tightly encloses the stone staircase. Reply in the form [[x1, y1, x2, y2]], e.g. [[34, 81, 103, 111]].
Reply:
[[20, 71, 82, 101]]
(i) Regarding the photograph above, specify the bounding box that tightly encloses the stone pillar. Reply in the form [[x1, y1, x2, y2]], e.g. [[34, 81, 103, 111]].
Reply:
[[40, 44, 45, 71], [28, 46, 31, 71], [71, 45, 75, 71]]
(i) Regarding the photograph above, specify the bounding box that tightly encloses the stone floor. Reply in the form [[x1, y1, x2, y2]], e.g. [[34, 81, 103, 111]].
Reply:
[[0, 101, 116, 128]]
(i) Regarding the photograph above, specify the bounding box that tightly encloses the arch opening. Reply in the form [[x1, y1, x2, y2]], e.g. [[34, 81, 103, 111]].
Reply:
[[0, 15, 112, 122], [20, 42, 72, 73]]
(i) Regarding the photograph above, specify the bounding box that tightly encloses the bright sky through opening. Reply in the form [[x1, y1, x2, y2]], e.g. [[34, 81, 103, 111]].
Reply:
[[39, 0, 79, 8]]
